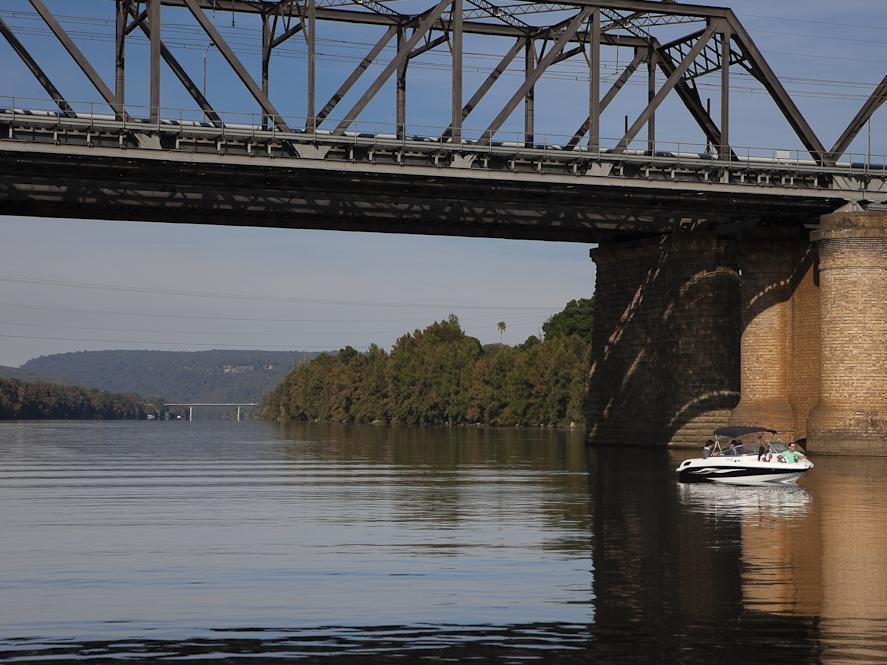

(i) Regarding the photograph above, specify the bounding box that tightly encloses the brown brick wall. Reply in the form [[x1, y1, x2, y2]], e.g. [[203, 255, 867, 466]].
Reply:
[[789, 258, 821, 441], [807, 211, 887, 455], [729, 231, 809, 440], [587, 232, 740, 447]]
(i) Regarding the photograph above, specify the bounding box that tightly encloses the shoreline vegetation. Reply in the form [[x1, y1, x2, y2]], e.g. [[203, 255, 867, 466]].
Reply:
[[0, 377, 152, 420], [262, 299, 594, 429]]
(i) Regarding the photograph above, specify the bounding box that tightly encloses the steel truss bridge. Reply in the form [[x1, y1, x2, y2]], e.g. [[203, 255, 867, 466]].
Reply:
[[0, 0, 885, 241]]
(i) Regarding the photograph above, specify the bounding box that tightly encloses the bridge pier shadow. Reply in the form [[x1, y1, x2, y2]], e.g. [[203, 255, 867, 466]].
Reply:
[[586, 230, 741, 448]]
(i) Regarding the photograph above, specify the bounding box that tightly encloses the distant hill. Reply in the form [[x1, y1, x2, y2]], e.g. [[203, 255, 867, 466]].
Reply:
[[1, 350, 317, 403]]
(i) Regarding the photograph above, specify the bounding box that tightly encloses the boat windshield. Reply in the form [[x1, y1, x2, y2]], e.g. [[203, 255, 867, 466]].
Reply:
[[768, 441, 790, 453]]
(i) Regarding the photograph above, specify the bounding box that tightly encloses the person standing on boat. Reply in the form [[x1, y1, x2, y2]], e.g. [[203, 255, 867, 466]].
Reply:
[[702, 440, 714, 458]]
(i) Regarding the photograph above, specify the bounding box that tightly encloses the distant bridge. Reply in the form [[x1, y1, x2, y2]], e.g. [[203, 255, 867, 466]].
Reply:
[[164, 403, 258, 421]]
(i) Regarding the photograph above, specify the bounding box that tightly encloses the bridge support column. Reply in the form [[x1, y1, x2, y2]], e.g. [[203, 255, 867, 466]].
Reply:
[[807, 210, 887, 455], [587, 232, 740, 447], [729, 230, 810, 441]]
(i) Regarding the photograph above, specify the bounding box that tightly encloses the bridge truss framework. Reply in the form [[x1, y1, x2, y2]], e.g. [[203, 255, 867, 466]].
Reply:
[[0, 0, 885, 241]]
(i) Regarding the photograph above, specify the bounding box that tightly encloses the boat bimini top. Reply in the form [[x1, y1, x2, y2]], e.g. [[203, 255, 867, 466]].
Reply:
[[713, 426, 777, 438]]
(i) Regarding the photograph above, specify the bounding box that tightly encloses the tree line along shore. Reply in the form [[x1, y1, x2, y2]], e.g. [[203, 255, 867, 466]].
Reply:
[[1, 299, 593, 426], [261, 299, 594, 428], [0, 377, 150, 420]]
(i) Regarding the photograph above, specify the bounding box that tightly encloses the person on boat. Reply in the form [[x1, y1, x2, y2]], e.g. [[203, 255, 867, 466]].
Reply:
[[702, 440, 714, 458], [782, 443, 806, 463], [731, 439, 744, 455], [723, 441, 737, 456]]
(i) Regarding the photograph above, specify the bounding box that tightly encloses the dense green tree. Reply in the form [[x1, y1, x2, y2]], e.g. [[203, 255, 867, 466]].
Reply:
[[0, 378, 149, 420], [262, 301, 594, 428], [542, 298, 594, 342]]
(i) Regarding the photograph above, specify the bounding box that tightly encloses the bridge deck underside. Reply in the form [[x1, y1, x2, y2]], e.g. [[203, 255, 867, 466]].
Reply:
[[0, 145, 850, 242]]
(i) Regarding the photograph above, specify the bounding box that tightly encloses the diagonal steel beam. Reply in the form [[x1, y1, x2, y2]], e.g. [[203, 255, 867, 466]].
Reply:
[[465, 0, 531, 29], [128, 5, 222, 126], [410, 33, 449, 58], [182, 0, 291, 132], [567, 48, 644, 149], [441, 36, 524, 139], [614, 20, 718, 152], [352, 0, 402, 16], [655, 43, 730, 157], [28, 0, 123, 118], [727, 12, 827, 165], [270, 21, 303, 48], [553, 44, 583, 64], [124, 9, 148, 35], [0, 16, 75, 117], [829, 75, 887, 162], [317, 25, 397, 124], [478, 7, 592, 145], [333, 0, 453, 135]]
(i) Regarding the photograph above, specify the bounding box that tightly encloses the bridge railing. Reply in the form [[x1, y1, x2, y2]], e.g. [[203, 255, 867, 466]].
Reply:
[[3, 94, 886, 177]]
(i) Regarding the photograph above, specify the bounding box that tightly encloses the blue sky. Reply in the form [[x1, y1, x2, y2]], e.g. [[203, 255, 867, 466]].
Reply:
[[0, 0, 884, 365]]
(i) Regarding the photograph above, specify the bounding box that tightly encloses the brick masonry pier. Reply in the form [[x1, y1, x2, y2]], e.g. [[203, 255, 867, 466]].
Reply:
[[587, 210, 886, 455], [728, 229, 809, 443], [807, 211, 887, 455], [586, 232, 740, 447]]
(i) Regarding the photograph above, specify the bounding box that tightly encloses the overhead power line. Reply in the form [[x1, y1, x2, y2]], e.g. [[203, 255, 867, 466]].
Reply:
[[0, 319, 486, 338], [0, 275, 562, 311], [0, 332, 336, 349], [0, 301, 554, 322]]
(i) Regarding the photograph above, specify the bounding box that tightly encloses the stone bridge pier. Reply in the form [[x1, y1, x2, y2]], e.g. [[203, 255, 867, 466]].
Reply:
[[807, 211, 887, 454], [586, 210, 887, 455], [586, 231, 741, 448]]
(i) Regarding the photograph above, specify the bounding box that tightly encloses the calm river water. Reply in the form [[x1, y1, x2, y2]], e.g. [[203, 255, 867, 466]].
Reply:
[[1, 421, 886, 663]]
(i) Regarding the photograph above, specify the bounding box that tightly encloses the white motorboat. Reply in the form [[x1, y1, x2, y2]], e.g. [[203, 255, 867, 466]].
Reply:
[[676, 426, 814, 485]]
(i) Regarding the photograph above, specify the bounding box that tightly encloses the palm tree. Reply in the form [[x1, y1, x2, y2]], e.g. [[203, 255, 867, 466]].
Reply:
[[497, 321, 506, 344]]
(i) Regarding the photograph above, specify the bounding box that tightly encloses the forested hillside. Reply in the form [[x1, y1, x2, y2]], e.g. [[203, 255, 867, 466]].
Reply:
[[0, 377, 148, 420], [263, 301, 593, 427], [1, 350, 315, 403]]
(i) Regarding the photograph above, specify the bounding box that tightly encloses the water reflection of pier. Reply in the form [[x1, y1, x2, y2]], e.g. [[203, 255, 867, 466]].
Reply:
[[588, 449, 887, 663]]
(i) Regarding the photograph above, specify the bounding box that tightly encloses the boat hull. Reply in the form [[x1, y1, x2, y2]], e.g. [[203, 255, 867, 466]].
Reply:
[[676, 456, 813, 485]]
